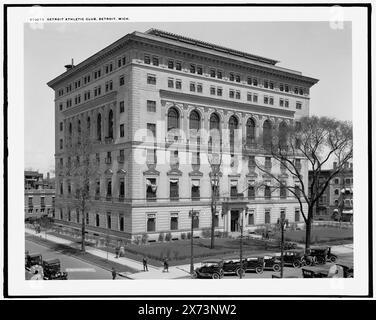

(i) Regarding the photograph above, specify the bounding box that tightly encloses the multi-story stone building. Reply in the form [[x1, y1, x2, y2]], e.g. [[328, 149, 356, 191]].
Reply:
[[24, 171, 55, 220], [48, 29, 318, 240], [309, 161, 353, 221]]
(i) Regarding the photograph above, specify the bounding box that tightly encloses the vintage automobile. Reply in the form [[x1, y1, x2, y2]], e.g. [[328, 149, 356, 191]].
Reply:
[[192, 259, 224, 279], [222, 258, 243, 276], [277, 250, 306, 268], [42, 259, 68, 280], [306, 246, 338, 264], [237, 257, 265, 275], [263, 255, 281, 272], [25, 253, 43, 270]]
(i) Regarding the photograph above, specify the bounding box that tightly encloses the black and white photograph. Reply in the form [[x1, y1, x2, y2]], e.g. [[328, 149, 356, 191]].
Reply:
[[2, 2, 372, 300]]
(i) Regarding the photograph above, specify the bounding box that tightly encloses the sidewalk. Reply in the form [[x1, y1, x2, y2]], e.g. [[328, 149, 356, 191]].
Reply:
[[25, 228, 190, 279]]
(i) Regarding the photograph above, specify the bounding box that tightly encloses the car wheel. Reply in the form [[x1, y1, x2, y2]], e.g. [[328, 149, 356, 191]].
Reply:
[[212, 273, 220, 279], [255, 267, 264, 274], [236, 268, 245, 277], [191, 271, 198, 279], [293, 260, 301, 268], [317, 257, 325, 265], [330, 256, 337, 263], [273, 264, 281, 272]]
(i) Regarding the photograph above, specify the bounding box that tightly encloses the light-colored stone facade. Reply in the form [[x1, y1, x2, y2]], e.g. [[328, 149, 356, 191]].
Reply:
[[48, 29, 318, 240]]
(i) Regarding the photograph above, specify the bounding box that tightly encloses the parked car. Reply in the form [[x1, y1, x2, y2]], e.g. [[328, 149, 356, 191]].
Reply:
[[263, 255, 281, 272], [222, 258, 243, 276], [25, 253, 43, 270], [239, 257, 265, 275], [277, 250, 306, 268], [192, 259, 224, 279], [42, 259, 68, 280], [306, 246, 338, 264]]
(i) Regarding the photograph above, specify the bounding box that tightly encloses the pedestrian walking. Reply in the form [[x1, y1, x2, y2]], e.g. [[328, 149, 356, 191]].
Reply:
[[143, 256, 148, 272], [163, 258, 169, 272], [115, 246, 120, 258], [111, 267, 117, 280]]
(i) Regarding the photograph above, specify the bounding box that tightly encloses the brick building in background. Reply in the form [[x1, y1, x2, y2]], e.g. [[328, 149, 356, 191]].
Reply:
[[309, 161, 353, 221], [25, 171, 55, 220], [48, 29, 318, 241]]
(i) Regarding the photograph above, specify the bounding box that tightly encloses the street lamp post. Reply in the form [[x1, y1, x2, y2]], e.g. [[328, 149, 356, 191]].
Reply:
[[239, 214, 244, 279], [190, 208, 197, 275], [278, 216, 288, 278]]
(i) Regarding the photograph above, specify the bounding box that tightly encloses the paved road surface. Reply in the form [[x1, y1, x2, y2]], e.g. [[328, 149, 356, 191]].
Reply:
[[26, 240, 125, 280]]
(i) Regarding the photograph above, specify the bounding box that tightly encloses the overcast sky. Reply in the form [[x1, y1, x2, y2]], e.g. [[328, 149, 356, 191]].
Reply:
[[24, 21, 352, 175]]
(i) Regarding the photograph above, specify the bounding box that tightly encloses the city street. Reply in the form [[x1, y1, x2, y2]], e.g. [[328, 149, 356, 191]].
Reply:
[[26, 239, 125, 280]]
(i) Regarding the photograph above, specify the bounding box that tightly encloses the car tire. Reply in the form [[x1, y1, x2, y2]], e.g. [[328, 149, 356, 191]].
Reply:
[[236, 268, 245, 277], [255, 267, 264, 274], [191, 271, 198, 279], [330, 256, 337, 263], [273, 264, 281, 272], [317, 257, 325, 265], [212, 273, 220, 279], [293, 260, 301, 268]]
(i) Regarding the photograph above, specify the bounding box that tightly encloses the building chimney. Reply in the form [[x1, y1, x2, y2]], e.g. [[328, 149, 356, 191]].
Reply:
[[64, 58, 75, 71]]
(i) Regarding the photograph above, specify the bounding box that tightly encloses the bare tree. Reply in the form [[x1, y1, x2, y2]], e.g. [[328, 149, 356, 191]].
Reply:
[[253, 116, 352, 251], [64, 123, 99, 252]]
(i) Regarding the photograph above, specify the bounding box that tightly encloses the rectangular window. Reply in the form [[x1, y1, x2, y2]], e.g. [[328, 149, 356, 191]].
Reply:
[[147, 74, 156, 85], [175, 61, 182, 71], [191, 180, 200, 200], [147, 214, 156, 232], [235, 91, 241, 99], [295, 209, 300, 222], [96, 214, 100, 227], [146, 178, 157, 201], [190, 64, 196, 73], [107, 213, 111, 229], [59, 139, 63, 150], [217, 70, 222, 79], [197, 66, 203, 75], [59, 122, 63, 131], [168, 60, 174, 69], [294, 87, 299, 94], [170, 213, 178, 230], [253, 78, 258, 86], [299, 88, 304, 95], [28, 197, 33, 207], [269, 97, 274, 105], [235, 75, 241, 83], [119, 178, 125, 198], [264, 96, 269, 104], [190, 82, 196, 92], [229, 90, 235, 98], [279, 99, 284, 107], [119, 214, 124, 231], [248, 210, 255, 225], [175, 80, 182, 89], [210, 69, 216, 77], [247, 77, 252, 85], [265, 210, 271, 224], [247, 93, 252, 102], [107, 179, 112, 197], [230, 181, 238, 198], [144, 55, 151, 64], [280, 84, 284, 91], [147, 100, 156, 112], [59, 103, 63, 111], [119, 101, 125, 113], [253, 94, 258, 103], [147, 123, 156, 137], [168, 78, 174, 88], [248, 182, 255, 200], [285, 100, 289, 108], [217, 87, 222, 96], [296, 102, 302, 110], [210, 86, 216, 95], [270, 82, 274, 89], [285, 85, 289, 92], [169, 179, 179, 201], [120, 124, 124, 137], [152, 56, 159, 66], [264, 81, 269, 88], [264, 184, 271, 200], [197, 83, 203, 93], [229, 73, 234, 81], [119, 75, 125, 86]]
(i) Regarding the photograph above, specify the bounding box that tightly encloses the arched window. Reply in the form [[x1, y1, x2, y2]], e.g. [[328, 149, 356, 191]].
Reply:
[[229, 115, 238, 153], [189, 110, 201, 130], [279, 122, 288, 148], [97, 113, 102, 141], [246, 118, 256, 146], [209, 113, 221, 153], [210, 113, 220, 131], [108, 109, 114, 139], [167, 107, 179, 131], [263, 120, 272, 148]]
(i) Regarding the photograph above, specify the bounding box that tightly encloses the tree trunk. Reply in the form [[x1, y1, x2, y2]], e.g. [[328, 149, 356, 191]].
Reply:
[[81, 210, 86, 252], [305, 208, 313, 252]]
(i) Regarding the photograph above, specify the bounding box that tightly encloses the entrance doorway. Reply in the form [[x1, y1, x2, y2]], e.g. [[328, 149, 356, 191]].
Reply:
[[230, 210, 239, 232]]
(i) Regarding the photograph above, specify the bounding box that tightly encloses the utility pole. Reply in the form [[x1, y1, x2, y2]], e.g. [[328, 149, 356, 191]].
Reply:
[[278, 216, 288, 278], [190, 208, 195, 275], [239, 213, 244, 279]]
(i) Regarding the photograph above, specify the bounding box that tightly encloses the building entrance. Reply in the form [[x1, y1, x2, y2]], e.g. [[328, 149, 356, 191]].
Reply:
[[230, 210, 240, 232]]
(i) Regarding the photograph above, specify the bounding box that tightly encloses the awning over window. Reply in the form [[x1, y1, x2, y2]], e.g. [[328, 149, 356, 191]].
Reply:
[[170, 179, 179, 184], [147, 213, 156, 218], [192, 180, 200, 187], [230, 180, 238, 186], [170, 212, 179, 217]]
